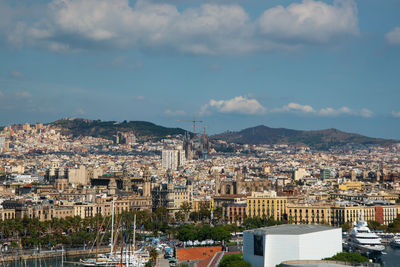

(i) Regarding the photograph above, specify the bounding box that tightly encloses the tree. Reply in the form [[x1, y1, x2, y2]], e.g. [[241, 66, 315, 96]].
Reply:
[[189, 212, 199, 223], [388, 218, 400, 233], [218, 254, 250, 267], [212, 225, 231, 242], [198, 225, 213, 241], [324, 252, 369, 263], [175, 211, 185, 223], [213, 207, 223, 223], [199, 202, 211, 222], [341, 222, 352, 232], [176, 224, 197, 242], [368, 220, 382, 231], [180, 202, 192, 222], [149, 248, 158, 266]]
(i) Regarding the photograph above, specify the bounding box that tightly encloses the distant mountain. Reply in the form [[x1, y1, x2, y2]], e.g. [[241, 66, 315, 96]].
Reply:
[[212, 125, 398, 150], [51, 118, 188, 140]]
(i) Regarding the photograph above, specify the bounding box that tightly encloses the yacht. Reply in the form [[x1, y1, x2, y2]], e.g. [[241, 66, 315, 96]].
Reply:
[[347, 219, 385, 253], [390, 234, 400, 248]]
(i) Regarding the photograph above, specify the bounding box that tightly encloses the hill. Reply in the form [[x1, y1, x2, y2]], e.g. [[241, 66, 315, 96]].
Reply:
[[212, 125, 397, 150], [51, 118, 188, 140]]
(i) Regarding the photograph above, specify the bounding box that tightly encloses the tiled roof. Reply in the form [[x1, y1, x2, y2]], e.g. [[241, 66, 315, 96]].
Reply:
[[177, 246, 222, 261]]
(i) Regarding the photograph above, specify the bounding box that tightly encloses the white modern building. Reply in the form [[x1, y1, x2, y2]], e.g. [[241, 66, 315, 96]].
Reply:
[[243, 224, 342, 267], [161, 149, 185, 170]]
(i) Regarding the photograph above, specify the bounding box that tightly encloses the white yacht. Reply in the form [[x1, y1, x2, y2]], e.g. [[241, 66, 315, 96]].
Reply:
[[347, 218, 385, 253], [390, 234, 400, 248]]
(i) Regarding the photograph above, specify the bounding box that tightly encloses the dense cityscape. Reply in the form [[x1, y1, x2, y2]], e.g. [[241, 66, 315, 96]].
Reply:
[[0, 120, 399, 266], [2, 0, 400, 266]]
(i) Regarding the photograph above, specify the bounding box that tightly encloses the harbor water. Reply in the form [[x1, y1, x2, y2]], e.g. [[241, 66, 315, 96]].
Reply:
[[380, 246, 400, 267], [2, 247, 400, 267]]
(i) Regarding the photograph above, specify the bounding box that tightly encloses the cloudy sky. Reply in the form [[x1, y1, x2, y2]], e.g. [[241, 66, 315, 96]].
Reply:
[[1, 0, 400, 138]]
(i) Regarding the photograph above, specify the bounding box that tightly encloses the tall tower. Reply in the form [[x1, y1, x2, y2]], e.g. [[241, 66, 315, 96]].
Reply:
[[143, 167, 151, 197], [351, 170, 357, 181], [183, 132, 192, 161], [376, 170, 381, 182], [122, 175, 132, 192], [236, 172, 244, 195], [215, 174, 221, 195]]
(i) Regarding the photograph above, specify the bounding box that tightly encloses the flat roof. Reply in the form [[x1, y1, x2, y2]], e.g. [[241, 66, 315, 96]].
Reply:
[[246, 224, 339, 236]]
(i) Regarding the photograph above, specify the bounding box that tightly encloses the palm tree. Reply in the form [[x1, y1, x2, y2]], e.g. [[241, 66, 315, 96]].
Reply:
[[149, 248, 158, 266], [180, 202, 192, 222]]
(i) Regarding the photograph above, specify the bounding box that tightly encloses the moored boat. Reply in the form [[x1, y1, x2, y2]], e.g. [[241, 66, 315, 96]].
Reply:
[[347, 217, 385, 253]]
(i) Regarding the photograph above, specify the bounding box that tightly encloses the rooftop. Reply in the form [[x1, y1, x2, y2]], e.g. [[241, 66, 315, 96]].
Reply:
[[246, 224, 339, 236], [176, 246, 222, 261]]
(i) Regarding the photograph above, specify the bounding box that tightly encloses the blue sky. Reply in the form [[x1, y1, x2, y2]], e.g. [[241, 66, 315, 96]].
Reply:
[[1, 0, 400, 139]]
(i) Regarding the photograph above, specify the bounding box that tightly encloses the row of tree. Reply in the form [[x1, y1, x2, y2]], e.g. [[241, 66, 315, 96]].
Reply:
[[176, 224, 232, 242]]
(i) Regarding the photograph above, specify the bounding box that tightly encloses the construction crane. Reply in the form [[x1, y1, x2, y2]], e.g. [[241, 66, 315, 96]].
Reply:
[[176, 120, 203, 137]]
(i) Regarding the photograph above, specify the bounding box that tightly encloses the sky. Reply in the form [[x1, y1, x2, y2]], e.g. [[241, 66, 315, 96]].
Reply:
[[1, 0, 400, 139]]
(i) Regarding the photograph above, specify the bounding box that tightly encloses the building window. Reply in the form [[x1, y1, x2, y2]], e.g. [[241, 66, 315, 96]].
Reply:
[[254, 235, 264, 256]]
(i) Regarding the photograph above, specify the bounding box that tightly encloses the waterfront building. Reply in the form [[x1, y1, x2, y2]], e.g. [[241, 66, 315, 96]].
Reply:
[[246, 191, 288, 221], [223, 202, 247, 225], [374, 205, 400, 225], [331, 205, 375, 226], [287, 204, 331, 225]]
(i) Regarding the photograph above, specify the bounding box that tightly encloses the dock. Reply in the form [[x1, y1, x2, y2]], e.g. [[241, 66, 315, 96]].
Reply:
[[0, 247, 111, 262]]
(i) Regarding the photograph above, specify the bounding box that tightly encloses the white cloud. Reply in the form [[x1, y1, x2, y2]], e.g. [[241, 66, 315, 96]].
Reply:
[[392, 111, 400, 118], [385, 27, 400, 45], [164, 109, 186, 116], [135, 95, 145, 101], [1, 0, 359, 54], [358, 108, 373, 118], [272, 102, 315, 113], [15, 90, 32, 99], [319, 106, 372, 118], [200, 98, 373, 118], [319, 106, 351, 116], [270, 102, 373, 118], [258, 0, 359, 44], [10, 70, 23, 78], [201, 96, 266, 115]]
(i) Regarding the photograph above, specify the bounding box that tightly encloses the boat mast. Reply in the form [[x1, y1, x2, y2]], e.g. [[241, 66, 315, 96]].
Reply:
[[96, 216, 100, 262], [133, 214, 136, 253], [110, 198, 115, 258]]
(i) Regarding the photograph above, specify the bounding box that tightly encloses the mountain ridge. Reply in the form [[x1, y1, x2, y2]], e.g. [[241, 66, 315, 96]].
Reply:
[[50, 118, 188, 141], [212, 125, 398, 150], [48, 118, 398, 149]]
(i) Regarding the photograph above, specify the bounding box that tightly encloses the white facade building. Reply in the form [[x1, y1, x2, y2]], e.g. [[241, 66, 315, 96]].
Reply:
[[0, 136, 6, 152], [161, 149, 185, 170], [243, 225, 342, 267]]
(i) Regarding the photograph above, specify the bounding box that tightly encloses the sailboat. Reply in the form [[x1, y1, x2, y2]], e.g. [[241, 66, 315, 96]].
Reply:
[[80, 200, 146, 266]]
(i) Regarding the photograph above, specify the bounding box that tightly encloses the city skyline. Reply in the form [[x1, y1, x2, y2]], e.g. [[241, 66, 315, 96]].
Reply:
[[1, 0, 400, 139]]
